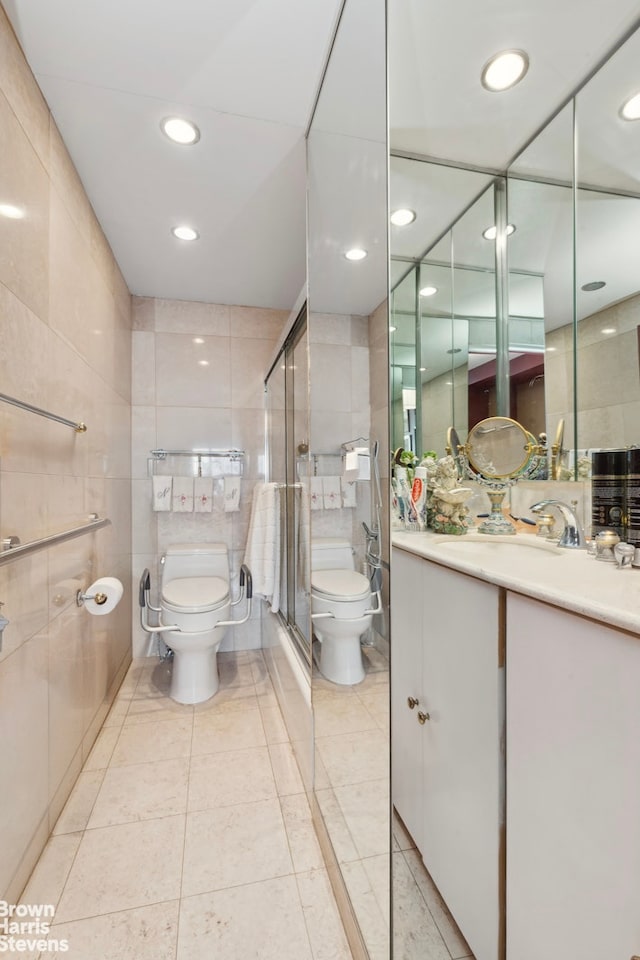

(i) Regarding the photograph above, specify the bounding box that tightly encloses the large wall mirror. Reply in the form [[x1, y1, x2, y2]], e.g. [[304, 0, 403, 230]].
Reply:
[[391, 20, 640, 478]]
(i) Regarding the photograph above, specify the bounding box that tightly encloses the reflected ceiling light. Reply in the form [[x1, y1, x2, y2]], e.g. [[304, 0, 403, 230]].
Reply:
[[192, 337, 205, 344], [581, 280, 606, 291], [620, 92, 640, 121], [482, 223, 516, 240], [601, 327, 617, 335], [546, 346, 557, 353], [172, 225, 199, 241], [419, 285, 438, 297], [390, 208, 416, 226], [419, 366, 427, 372], [481, 50, 529, 92], [389, 325, 397, 333], [0, 202, 25, 219], [344, 247, 367, 261], [161, 116, 200, 145], [198, 359, 210, 366]]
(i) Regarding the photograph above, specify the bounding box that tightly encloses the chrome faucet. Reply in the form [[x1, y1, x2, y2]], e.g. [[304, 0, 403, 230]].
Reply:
[[530, 499, 586, 549]]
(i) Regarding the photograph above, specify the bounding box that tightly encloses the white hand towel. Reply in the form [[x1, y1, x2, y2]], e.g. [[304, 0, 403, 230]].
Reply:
[[323, 476, 341, 509], [341, 477, 357, 508], [152, 475, 172, 511], [243, 482, 281, 612], [224, 476, 242, 512], [172, 477, 194, 512], [310, 476, 323, 511], [194, 477, 213, 513]]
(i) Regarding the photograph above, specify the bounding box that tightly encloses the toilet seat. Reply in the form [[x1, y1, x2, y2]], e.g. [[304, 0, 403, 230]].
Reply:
[[162, 576, 229, 614], [311, 568, 370, 603]]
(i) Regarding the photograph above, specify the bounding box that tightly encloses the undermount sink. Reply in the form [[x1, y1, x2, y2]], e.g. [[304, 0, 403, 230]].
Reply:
[[435, 534, 564, 558]]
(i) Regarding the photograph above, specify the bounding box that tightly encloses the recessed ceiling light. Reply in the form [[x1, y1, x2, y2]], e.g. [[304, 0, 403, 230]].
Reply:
[[601, 327, 616, 335], [0, 203, 25, 219], [198, 359, 210, 366], [390, 208, 416, 226], [419, 367, 427, 372], [481, 50, 529, 92], [344, 247, 367, 261], [546, 346, 557, 353], [389, 325, 397, 333], [192, 337, 205, 344], [172, 225, 199, 241], [581, 280, 606, 292], [161, 116, 200, 145], [620, 92, 640, 121], [482, 223, 516, 240], [419, 285, 438, 297]]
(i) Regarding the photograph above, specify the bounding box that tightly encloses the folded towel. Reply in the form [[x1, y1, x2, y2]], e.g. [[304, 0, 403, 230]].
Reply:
[[244, 482, 281, 612], [310, 476, 323, 511], [172, 476, 194, 512], [224, 476, 242, 512], [323, 476, 341, 509], [341, 477, 357, 508], [152, 475, 172, 511], [194, 477, 213, 513]]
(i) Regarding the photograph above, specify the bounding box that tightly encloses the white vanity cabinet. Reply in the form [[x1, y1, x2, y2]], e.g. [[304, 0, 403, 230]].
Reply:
[[506, 593, 640, 960], [392, 548, 504, 960]]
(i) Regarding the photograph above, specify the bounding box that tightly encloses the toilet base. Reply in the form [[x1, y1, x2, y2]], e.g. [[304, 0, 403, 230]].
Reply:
[[316, 633, 366, 685], [170, 647, 219, 704]]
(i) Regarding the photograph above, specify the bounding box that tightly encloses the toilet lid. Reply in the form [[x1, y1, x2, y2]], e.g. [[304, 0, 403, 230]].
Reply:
[[311, 568, 371, 602], [162, 576, 229, 613]]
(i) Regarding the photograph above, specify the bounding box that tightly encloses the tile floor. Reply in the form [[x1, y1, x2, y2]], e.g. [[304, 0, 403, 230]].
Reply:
[[17, 651, 352, 960]]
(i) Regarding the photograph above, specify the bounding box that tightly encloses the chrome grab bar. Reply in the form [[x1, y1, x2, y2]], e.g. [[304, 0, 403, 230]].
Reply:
[[0, 517, 110, 567], [311, 589, 382, 620], [138, 564, 253, 634]]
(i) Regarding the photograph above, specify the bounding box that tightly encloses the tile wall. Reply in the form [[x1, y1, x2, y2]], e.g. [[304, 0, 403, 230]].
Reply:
[[546, 292, 640, 450], [0, 6, 132, 900], [131, 296, 288, 657]]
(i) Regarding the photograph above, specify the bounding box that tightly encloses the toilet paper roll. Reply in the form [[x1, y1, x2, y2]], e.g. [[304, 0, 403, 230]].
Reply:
[[83, 577, 124, 616]]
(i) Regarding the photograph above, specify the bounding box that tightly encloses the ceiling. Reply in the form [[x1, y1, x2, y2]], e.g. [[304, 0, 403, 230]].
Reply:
[[5, 0, 640, 314], [4, 0, 344, 310]]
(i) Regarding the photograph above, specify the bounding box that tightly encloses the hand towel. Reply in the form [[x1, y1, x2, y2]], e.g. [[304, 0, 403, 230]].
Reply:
[[323, 476, 341, 509], [243, 482, 281, 612], [194, 477, 213, 513], [341, 477, 357, 508], [310, 476, 323, 511], [152, 475, 172, 511], [172, 476, 194, 512], [224, 476, 242, 512]]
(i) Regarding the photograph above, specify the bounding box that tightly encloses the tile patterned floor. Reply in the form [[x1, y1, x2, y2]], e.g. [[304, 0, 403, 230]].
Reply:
[[18, 652, 352, 960]]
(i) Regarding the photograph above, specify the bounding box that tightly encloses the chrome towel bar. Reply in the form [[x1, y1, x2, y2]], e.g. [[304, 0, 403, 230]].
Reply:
[[0, 391, 87, 433], [0, 517, 111, 566]]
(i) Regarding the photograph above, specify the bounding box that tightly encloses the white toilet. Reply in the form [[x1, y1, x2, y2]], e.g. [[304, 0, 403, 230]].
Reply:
[[160, 542, 232, 704], [310, 537, 380, 685]]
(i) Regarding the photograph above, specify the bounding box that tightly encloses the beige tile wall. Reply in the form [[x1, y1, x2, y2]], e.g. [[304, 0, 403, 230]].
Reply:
[[0, 6, 132, 901], [131, 296, 288, 657], [368, 299, 390, 650]]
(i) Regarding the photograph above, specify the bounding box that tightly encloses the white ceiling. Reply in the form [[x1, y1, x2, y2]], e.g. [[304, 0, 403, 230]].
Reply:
[[4, 0, 344, 309], [5, 0, 640, 316]]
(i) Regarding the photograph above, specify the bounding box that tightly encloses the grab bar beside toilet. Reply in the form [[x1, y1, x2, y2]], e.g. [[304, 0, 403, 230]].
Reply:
[[138, 567, 179, 635], [311, 589, 383, 620], [218, 564, 253, 627]]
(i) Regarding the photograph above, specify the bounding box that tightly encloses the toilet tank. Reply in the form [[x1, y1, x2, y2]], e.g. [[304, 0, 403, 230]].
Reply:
[[311, 537, 354, 571], [162, 543, 229, 583]]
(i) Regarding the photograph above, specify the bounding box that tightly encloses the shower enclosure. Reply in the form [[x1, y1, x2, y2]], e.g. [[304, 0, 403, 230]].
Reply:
[[264, 304, 312, 672]]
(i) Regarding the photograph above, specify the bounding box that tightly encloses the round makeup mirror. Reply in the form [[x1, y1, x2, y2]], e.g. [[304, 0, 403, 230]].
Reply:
[[460, 417, 539, 534], [466, 416, 535, 480]]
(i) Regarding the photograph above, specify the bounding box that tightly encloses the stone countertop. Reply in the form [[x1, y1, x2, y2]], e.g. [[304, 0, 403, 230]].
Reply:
[[392, 530, 640, 636]]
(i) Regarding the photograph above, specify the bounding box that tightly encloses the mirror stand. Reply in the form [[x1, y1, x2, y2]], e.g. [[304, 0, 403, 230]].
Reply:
[[478, 484, 516, 535]]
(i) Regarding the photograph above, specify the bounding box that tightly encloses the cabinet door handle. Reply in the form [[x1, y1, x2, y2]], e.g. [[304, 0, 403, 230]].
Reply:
[[407, 696, 419, 709], [418, 711, 430, 724]]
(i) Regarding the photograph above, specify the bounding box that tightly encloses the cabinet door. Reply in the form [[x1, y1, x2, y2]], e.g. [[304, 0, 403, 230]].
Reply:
[[422, 563, 503, 960], [507, 593, 640, 960], [391, 547, 426, 847]]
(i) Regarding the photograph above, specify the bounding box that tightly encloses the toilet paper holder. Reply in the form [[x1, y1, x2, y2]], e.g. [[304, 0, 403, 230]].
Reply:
[[76, 588, 108, 607]]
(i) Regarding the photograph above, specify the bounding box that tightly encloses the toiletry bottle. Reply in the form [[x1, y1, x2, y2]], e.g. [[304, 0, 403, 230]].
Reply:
[[591, 449, 626, 540]]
